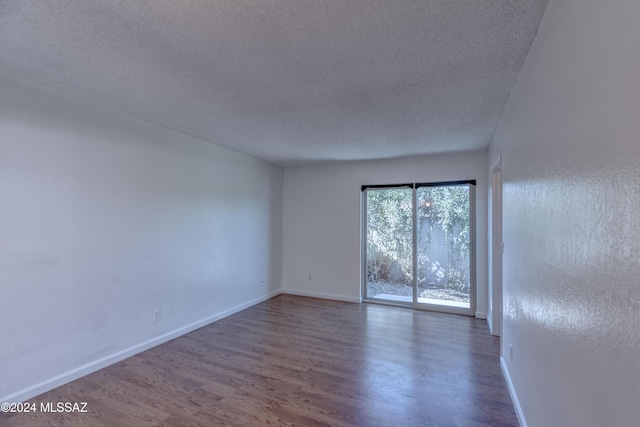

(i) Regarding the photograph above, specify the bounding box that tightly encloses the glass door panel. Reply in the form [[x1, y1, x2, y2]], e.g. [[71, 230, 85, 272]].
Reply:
[[365, 187, 414, 303], [416, 185, 471, 309]]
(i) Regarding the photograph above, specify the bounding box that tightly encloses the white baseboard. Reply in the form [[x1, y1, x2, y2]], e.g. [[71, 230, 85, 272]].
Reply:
[[1, 289, 282, 404], [282, 288, 361, 303], [475, 311, 488, 319], [501, 356, 527, 427]]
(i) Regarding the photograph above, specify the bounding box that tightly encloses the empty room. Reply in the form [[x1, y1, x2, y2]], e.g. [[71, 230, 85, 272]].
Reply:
[[1, 0, 639, 426]]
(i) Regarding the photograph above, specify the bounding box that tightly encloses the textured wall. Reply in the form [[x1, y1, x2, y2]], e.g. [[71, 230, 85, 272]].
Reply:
[[490, 0, 640, 425], [0, 73, 283, 401], [283, 152, 488, 316]]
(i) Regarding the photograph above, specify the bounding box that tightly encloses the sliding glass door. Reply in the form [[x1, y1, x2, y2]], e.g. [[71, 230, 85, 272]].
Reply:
[[363, 182, 474, 315]]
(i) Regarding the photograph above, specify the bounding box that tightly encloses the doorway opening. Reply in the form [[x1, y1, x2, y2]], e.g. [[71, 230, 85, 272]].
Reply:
[[489, 158, 502, 336], [362, 181, 475, 316]]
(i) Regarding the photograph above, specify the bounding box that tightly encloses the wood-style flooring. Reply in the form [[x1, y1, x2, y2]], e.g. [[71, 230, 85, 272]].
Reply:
[[0, 295, 518, 426]]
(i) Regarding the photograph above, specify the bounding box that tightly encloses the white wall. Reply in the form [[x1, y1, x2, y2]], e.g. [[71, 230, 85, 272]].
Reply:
[[0, 73, 283, 402], [490, 0, 640, 425], [283, 152, 488, 317]]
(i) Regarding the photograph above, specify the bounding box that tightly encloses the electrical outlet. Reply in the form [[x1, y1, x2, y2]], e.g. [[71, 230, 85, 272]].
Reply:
[[509, 344, 513, 362], [153, 309, 161, 322]]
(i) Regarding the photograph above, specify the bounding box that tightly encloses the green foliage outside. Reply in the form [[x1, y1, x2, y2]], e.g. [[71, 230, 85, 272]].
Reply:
[[366, 186, 470, 292], [366, 188, 413, 285]]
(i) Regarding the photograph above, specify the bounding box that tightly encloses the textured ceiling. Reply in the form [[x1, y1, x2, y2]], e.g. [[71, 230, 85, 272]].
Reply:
[[0, 0, 549, 166]]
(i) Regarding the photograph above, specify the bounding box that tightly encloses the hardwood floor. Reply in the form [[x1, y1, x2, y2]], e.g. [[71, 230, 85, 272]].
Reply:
[[0, 295, 518, 426]]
